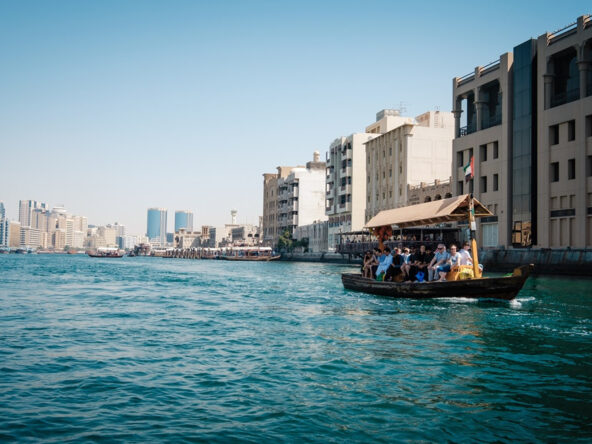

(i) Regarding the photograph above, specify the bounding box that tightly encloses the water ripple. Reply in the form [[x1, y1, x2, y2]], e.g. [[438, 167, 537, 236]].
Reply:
[[0, 255, 591, 442]]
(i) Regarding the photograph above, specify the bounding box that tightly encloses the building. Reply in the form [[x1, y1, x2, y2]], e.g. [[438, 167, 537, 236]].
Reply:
[[0, 217, 8, 247], [53, 229, 66, 250], [147, 208, 167, 245], [365, 110, 455, 222], [0, 202, 5, 219], [326, 132, 380, 250], [230, 224, 259, 246], [452, 15, 592, 248], [293, 220, 328, 253], [98, 226, 118, 247], [174, 229, 200, 249], [407, 178, 453, 206], [18, 200, 47, 227], [277, 152, 327, 236], [175, 210, 194, 232], [8, 221, 21, 248], [262, 167, 297, 247], [20, 226, 41, 248]]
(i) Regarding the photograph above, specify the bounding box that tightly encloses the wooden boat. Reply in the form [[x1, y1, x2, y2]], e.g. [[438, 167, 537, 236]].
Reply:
[[87, 247, 124, 258], [343, 194, 533, 301], [221, 246, 280, 261], [343, 264, 533, 300], [223, 254, 281, 262]]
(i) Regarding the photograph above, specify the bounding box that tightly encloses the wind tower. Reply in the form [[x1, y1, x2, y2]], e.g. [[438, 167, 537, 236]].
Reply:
[[231, 209, 237, 225]]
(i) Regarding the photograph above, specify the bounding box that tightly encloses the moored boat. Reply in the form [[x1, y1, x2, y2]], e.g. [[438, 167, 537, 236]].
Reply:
[[87, 247, 124, 258], [343, 194, 533, 301]]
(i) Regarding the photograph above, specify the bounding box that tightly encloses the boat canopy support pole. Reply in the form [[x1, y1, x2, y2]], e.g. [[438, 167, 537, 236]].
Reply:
[[468, 194, 482, 278]]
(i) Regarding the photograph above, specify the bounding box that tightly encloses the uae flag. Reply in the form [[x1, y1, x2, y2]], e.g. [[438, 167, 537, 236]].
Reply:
[[464, 156, 474, 183]]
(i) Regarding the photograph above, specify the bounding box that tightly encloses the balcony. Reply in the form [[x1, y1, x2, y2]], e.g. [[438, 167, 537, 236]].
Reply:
[[458, 121, 476, 137], [551, 88, 579, 108]]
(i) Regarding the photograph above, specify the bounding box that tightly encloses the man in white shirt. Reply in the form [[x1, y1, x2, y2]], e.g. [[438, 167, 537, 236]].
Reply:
[[459, 241, 473, 266]]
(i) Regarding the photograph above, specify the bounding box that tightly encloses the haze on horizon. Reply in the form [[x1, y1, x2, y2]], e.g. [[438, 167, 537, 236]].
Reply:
[[0, 0, 586, 235]]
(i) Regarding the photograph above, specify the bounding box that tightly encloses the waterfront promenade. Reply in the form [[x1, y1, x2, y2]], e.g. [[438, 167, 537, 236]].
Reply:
[[1, 255, 591, 441]]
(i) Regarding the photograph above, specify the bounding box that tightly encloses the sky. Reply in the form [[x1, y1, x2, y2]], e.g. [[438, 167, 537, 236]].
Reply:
[[0, 0, 588, 235]]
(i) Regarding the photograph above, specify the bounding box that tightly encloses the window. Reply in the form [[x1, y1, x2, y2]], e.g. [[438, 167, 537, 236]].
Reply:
[[367, 176, 370, 183], [587, 156, 592, 177], [457, 152, 464, 167], [568, 120, 575, 141], [482, 223, 499, 247], [457, 181, 463, 195], [568, 158, 575, 180], [480, 144, 487, 162], [348, 176, 352, 185], [389, 169, 392, 177], [550, 124, 559, 145], [469, 179, 474, 194], [389, 147, 392, 156], [493, 174, 499, 191], [550, 162, 559, 182], [480, 176, 488, 193], [341, 177, 346, 186], [586, 115, 592, 137], [493, 141, 499, 159]]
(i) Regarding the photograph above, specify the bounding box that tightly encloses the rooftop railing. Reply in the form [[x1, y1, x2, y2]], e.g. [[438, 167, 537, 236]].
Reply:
[[548, 21, 578, 44]]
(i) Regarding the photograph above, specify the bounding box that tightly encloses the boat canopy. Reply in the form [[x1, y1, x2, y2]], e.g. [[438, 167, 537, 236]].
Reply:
[[365, 194, 493, 229]]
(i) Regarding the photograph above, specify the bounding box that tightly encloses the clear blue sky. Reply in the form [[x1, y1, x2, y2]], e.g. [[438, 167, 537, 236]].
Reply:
[[0, 0, 588, 235]]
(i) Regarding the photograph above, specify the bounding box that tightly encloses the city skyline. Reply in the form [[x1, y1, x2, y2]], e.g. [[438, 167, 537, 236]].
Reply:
[[0, 1, 587, 234]]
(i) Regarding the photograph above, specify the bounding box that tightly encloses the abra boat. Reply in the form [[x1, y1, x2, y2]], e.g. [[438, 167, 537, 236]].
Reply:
[[87, 247, 125, 258], [221, 246, 280, 261], [342, 194, 532, 301]]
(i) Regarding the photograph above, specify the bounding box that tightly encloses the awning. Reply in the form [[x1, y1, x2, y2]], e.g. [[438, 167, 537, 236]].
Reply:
[[365, 194, 492, 229]]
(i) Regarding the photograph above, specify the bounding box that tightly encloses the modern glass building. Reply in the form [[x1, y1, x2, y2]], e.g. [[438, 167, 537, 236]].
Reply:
[[512, 39, 537, 247], [174, 210, 194, 232], [147, 208, 167, 244]]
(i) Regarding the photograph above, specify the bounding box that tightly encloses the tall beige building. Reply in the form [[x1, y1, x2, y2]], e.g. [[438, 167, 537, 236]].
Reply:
[[326, 133, 379, 249], [452, 14, 592, 248], [365, 110, 455, 222], [262, 166, 296, 247], [452, 53, 512, 247]]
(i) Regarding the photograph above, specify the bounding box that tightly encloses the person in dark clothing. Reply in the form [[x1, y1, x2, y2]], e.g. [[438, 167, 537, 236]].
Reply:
[[385, 247, 404, 281], [409, 244, 430, 282]]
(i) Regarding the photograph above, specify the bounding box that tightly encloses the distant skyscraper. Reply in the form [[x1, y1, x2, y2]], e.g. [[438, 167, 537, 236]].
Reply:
[[0, 218, 8, 247], [19, 200, 47, 227], [147, 208, 167, 245], [174, 210, 194, 232], [0, 202, 5, 219]]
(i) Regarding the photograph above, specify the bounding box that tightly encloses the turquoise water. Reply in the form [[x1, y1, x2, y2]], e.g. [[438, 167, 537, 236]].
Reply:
[[0, 255, 591, 442]]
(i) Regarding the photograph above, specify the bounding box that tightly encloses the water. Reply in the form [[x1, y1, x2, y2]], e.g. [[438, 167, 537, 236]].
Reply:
[[0, 255, 591, 442]]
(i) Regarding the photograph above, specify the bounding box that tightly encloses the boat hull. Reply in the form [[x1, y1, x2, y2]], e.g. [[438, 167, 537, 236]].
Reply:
[[87, 253, 125, 258], [222, 255, 281, 262], [342, 264, 533, 301]]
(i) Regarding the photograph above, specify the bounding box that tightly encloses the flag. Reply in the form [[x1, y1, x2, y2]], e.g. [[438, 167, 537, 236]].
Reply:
[[464, 156, 474, 183]]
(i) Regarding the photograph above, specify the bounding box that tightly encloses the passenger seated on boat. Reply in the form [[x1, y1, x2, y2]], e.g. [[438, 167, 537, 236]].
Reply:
[[385, 248, 405, 282], [362, 251, 377, 278], [409, 245, 430, 282], [400, 248, 412, 280], [437, 244, 461, 281], [376, 247, 393, 280], [428, 244, 449, 281], [371, 247, 382, 278], [459, 241, 473, 266]]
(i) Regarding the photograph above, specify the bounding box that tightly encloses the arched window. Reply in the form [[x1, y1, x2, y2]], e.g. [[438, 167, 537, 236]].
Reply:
[[424, 196, 432, 202]]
